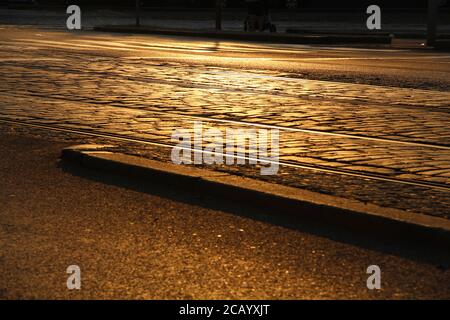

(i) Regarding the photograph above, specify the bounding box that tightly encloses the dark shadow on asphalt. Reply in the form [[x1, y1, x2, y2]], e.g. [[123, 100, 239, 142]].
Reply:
[[59, 159, 450, 269]]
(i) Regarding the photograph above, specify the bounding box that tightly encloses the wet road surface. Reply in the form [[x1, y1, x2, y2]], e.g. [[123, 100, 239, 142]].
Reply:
[[0, 26, 449, 216], [0, 130, 449, 299], [0, 26, 450, 299]]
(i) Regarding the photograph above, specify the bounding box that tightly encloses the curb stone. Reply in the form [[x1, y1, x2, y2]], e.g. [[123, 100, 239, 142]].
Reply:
[[61, 144, 450, 246]]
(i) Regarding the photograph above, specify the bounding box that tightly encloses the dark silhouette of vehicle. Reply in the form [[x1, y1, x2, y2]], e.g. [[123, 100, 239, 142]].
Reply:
[[244, 0, 277, 32]]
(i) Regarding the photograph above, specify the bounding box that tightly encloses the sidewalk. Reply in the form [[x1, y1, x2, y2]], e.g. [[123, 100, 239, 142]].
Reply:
[[1, 6, 450, 43], [93, 25, 392, 45]]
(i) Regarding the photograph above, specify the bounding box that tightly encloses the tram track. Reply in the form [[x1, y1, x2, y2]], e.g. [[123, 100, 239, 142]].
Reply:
[[4, 91, 450, 150], [1, 117, 449, 192], [2, 59, 450, 111]]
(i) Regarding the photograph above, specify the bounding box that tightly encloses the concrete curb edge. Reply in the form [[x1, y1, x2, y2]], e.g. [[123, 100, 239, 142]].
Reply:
[[92, 25, 392, 45], [61, 145, 450, 245]]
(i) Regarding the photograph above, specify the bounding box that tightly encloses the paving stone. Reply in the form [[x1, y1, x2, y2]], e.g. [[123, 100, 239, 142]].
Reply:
[[0, 50, 449, 190]]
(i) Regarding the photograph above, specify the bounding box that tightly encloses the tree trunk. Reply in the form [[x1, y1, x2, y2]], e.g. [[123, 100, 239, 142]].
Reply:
[[216, 0, 222, 30], [427, 0, 438, 46]]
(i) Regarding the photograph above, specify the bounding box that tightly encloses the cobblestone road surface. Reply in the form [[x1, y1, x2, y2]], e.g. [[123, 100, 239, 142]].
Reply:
[[0, 27, 449, 217]]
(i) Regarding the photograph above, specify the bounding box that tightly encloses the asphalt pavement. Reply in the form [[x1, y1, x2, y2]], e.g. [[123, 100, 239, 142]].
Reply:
[[1, 126, 450, 299], [1, 25, 450, 299]]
